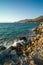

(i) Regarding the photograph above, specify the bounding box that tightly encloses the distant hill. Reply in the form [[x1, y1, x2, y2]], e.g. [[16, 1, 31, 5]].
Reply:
[[18, 16, 43, 23]]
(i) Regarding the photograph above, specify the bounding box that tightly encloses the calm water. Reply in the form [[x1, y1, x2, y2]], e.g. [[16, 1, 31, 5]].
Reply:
[[0, 22, 40, 47]]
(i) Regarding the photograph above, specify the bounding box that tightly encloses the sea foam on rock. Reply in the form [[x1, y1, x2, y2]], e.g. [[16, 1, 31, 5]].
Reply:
[[12, 36, 31, 47]]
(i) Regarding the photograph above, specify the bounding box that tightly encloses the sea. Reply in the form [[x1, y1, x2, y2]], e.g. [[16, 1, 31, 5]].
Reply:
[[0, 22, 40, 48]]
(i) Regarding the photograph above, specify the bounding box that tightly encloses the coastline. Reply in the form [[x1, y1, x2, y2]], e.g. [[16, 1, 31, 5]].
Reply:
[[18, 16, 43, 23], [0, 22, 43, 65]]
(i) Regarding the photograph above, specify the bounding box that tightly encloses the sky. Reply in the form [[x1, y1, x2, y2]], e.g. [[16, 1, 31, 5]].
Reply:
[[0, 0, 43, 22]]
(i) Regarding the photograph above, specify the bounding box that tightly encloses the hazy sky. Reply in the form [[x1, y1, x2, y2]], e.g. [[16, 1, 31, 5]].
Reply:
[[0, 0, 43, 22]]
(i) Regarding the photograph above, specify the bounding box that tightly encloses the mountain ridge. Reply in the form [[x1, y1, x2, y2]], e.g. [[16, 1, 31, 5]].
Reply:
[[18, 16, 43, 23]]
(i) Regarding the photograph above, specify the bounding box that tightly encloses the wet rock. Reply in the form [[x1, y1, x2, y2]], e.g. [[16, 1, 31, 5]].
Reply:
[[7, 46, 23, 56], [7, 46, 16, 52], [19, 36, 27, 41], [33, 57, 43, 65], [20, 36, 31, 42], [4, 61, 15, 65], [0, 45, 6, 51]]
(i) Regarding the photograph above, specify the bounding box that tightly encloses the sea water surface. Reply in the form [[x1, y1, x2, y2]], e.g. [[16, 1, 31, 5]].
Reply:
[[0, 22, 40, 48]]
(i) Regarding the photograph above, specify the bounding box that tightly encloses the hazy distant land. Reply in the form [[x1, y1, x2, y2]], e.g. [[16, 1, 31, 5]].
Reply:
[[18, 16, 43, 23]]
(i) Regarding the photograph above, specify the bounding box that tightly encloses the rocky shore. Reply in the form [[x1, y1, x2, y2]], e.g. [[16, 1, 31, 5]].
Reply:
[[0, 22, 43, 65]]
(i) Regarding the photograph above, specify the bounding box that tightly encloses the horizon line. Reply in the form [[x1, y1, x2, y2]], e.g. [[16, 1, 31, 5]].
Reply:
[[0, 15, 43, 23]]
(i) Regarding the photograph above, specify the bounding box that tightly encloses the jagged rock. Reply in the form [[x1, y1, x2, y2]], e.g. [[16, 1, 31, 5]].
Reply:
[[7, 46, 16, 52], [19, 36, 27, 41], [0, 45, 6, 51]]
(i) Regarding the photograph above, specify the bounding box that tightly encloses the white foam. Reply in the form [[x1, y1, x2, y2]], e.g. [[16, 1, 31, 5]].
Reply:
[[3, 41, 13, 49], [12, 40, 17, 47], [12, 40, 25, 47], [2, 39, 26, 49]]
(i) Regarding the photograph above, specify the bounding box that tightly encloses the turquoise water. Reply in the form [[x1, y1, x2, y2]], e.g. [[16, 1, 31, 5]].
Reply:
[[0, 22, 40, 46]]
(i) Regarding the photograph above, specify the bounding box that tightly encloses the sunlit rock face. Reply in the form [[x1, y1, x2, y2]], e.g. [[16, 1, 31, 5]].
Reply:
[[34, 22, 43, 34], [31, 23, 43, 59]]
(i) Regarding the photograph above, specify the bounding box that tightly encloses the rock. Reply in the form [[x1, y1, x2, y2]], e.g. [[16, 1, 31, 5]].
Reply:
[[33, 57, 43, 65], [7, 46, 23, 56], [19, 36, 31, 43], [19, 36, 27, 42], [4, 61, 15, 65], [16, 40, 25, 46], [7, 46, 16, 52], [30, 60, 35, 65], [0, 45, 6, 51]]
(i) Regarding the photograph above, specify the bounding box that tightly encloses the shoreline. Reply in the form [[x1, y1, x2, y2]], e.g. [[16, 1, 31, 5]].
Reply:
[[0, 22, 43, 65]]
